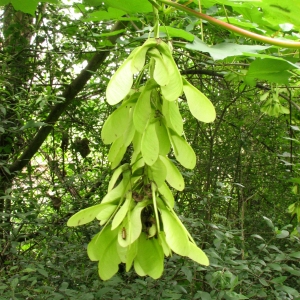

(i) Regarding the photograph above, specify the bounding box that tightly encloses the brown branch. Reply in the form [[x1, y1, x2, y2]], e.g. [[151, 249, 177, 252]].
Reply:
[[8, 21, 127, 177]]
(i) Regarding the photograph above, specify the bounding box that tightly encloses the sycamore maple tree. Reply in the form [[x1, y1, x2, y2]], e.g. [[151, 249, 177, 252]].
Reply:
[[1, 0, 300, 297]]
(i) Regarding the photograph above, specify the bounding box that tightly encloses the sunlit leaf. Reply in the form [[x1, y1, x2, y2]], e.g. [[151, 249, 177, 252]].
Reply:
[[186, 37, 269, 60], [118, 201, 149, 247]]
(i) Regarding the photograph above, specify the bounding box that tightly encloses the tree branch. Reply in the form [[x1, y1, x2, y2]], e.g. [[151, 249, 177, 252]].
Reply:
[[158, 0, 300, 49]]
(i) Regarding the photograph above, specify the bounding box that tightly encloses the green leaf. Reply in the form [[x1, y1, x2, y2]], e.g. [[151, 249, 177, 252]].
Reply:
[[141, 122, 159, 166], [270, 276, 287, 284], [170, 131, 196, 169], [263, 216, 274, 229], [259, 278, 269, 287], [106, 56, 134, 105], [183, 77, 216, 123], [116, 239, 138, 271], [187, 242, 209, 266], [289, 251, 300, 259], [11, 0, 39, 15], [21, 120, 48, 130], [159, 203, 189, 256], [102, 0, 152, 13], [82, 7, 125, 22], [245, 58, 298, 85], [276, 229, 289, 239], [186, 37, 269, 60], [276, 285, 299, 296], [160, 26, 194, 42], [158, 231, 172, 256], [160, 156, 185, 191], [194, 291, 212, 300], [134, 233, 164, 279], [132, 132, 142, 163], [252, 0, 300, 30], [101, 104, 132, 144], [162, 100, 183, 135], [67, 203, 110, 226]]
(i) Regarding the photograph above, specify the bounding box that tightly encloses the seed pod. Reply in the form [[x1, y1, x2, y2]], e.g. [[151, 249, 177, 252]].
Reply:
[[122, 227, 126, 240]]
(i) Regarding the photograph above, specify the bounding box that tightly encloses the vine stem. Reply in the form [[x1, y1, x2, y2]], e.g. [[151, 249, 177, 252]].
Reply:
[[157, 0, 300, 49]]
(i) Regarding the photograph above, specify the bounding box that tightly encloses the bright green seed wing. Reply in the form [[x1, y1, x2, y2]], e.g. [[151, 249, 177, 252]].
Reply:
[[134, 232, 164, 279], [133, 88, 152, 133], [148, 48, 170, 86], [160, 156, 185, 191], [101, 105, 131, 145], [182, 77, 216, 123], [87, 225, 121, 280], [162, 100, 183, 135], [170, 131, 196, 169], [106, 56, 134, 105], [188, 242, 209, 266], [108, 136, 127, 169], [155, 121, 171, 155], [158, 182, 175, 208], [67, 203, 108, 226], [149, 156, 167, 187], [159, 203, 189, 256], [111, 196, 132, 230], [141, 122, 159, 166]]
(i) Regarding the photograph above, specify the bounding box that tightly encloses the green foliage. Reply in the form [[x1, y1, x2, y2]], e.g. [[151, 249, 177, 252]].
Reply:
[[2, 0, 300, 297]]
